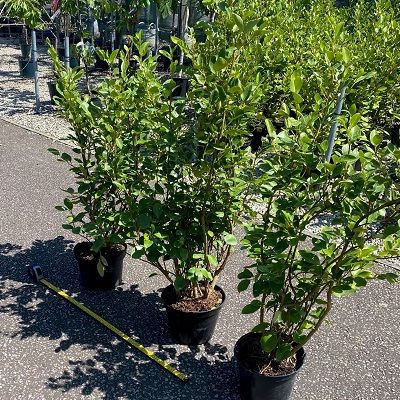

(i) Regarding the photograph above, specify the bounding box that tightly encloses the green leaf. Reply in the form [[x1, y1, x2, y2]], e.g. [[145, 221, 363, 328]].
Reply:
[[61, 224, 73, 230], [275, 343, 292, 361], [370, 131, 382, 147], [99, 254, 108, 267], [137, 214, 151, 229], [153, 202, 162, 218], [265, 119, 276, 136], [224, 233, 237, 246], [113, 180, 126, 190], [238, 269, 253, 279], [210, 57, 227, 73], [287, 309, 303, 323], [244, 19, 260, 33], [63, 198, 73, 210], [194, 74, 205, 85], [349, 113, 361, 128], [48, 148, 60, 156], [131, 246, 145, 259], [290, 72, 303, 94], [241, 85, 252, 102], [377, 273, 398, 283], [251, 322, 269, 333], [242, 300, 262, 314], [61, 152, 72, 162], [154, 183, 164, 194], [293, 93, 303, 104], [91, 238, 104, 253], [207, 254, 218, 267], [260, 332, 278, 353], [115, 137, 123, 149], [237, 279, 250, 292], [332, 285, 356, 297], [334, 22, 344, 40], [174, 276, 187, 291], [179, 248, 189, 260], [342, 47, 350, 63], [233, 13, 244, 31], [143, 234, 153, 249], [97, 259, 105, 277], [293, 332, 308, 345], [199, 268, 212, 281], [193, 253, 204, 259]]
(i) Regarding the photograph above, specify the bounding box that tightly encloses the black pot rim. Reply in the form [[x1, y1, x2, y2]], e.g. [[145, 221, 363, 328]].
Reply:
[[235, 332, 305, 378], [19, 57, 33, 63], [161, 284, 226, 315], [73, 241, 127, 256]]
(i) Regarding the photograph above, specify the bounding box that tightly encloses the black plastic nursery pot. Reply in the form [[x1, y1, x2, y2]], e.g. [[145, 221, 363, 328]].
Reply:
[[47, 81, 59, 105], [161, 284, 225, 345], [172, 77, 189, 98], [69, 57, 80, 68], [74, 242, 126, 291], [20, 43, 31, 59], [94, 54, 109, 71], [235, 332, 305, 400], [57, 46, 65, 59], [19, 58, 35, 78]]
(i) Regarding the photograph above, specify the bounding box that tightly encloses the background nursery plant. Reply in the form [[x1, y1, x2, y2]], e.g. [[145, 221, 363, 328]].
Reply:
[[238, 0, 400, 151]]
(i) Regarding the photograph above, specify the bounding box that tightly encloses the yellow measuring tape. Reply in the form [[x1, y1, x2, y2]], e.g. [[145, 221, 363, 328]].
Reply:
[[40, 278, 188, 382]]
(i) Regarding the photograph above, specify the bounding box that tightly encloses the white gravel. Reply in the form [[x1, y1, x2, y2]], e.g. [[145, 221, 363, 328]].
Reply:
[[0, 36, 72, 142]]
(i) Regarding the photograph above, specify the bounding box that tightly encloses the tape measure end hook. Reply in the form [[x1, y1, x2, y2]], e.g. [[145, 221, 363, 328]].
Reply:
[[28, 265, 44, 282]]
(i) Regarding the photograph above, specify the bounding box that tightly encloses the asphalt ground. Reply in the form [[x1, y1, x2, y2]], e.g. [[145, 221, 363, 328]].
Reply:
[[0, 119, 399, 399]]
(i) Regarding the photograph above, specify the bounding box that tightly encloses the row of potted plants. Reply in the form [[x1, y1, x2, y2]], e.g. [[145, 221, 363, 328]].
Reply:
[[47, 1, 400, 399]]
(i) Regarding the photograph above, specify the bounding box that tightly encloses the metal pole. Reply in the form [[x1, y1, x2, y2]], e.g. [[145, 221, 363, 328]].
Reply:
[[31, 30, 40, 113], [111, 13, 115, 51], [155, 8, 159, 54], [325, 85, 346, 162], [64, 35, 70, 68], [64, 15, 70, 68]]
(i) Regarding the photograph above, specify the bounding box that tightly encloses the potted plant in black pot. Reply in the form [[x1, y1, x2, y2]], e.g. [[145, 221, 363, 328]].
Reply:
[[4, 0, 48, 78], [236, 92, 400, 400], [48, 44, 158, 290], [129, 8, 267, 344]]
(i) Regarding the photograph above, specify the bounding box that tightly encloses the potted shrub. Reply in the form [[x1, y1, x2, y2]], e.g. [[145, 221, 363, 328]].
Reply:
[[48, 44, 158, 290], [3, 0, 47, 78], [236, 92, 400, 399], [129, 8, 267, 344]]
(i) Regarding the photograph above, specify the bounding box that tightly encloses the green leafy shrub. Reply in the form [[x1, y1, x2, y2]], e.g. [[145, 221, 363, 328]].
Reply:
[[48, 39, 160, 258], [130, 2, 267, 298], [239, 91, 400, 364]]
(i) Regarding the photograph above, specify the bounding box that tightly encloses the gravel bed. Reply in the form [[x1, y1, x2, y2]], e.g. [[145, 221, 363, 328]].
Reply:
[[0, 36, 73, 142]]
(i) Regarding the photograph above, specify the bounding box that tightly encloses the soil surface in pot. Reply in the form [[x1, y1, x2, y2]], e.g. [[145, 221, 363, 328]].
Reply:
[[238, 335, 297, 377], [75, 242, 126, 261], [164, 287, 223, 312]]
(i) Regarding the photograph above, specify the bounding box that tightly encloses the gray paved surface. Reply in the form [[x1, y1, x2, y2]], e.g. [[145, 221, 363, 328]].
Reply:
[[0, 119, 399, 399]]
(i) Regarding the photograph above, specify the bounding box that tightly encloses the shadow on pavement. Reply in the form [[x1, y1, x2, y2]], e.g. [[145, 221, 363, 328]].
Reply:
[[0, 237, 239, 399]]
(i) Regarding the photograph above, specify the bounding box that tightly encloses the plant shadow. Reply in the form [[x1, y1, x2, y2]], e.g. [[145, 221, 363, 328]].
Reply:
[[0, 237, 239, 399]]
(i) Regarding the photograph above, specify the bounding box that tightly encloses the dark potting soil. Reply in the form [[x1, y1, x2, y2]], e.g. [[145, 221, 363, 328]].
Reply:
[[75, 242, 126, 261], [238, 335, 297, 377], [166, 287, 223, 312]]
